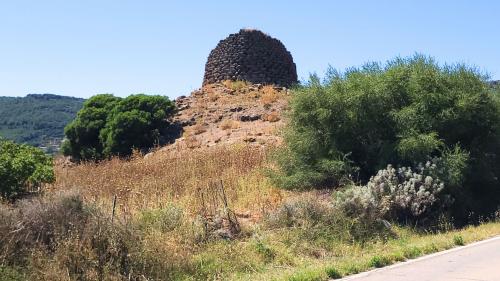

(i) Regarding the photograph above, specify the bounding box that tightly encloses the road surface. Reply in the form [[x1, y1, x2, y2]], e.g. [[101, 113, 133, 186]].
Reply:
[[339, 236, 500, 281]]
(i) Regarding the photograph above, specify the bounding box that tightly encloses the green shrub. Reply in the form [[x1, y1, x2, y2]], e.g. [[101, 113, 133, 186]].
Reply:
[[63, 94, 176, 161], [272, 55, 500, 222], [325, 267, 342, 279], [0, 139, 54, 199], [453, 235, 464, 246], [369, 255, 392, 268]]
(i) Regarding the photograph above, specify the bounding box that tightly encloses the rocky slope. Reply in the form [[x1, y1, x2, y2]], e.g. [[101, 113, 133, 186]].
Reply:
[[157, 81, 290, 153]]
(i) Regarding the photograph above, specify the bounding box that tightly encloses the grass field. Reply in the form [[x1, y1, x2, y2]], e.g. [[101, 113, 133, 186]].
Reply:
[[1, 144, 498, 280]]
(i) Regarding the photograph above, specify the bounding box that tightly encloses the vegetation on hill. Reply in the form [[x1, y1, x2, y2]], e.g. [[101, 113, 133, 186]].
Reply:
[[62, 94, 176, 161], [0, 144, 498, 280], [0, 138, 54, 199], [1, 56, 499, 280], [0, 94, 84, 151], [491, 80, 500, 101], [271, 55, 500, 224]]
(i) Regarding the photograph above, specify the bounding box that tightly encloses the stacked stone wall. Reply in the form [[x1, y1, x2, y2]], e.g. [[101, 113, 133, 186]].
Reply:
[[203, 29, 297, 87]]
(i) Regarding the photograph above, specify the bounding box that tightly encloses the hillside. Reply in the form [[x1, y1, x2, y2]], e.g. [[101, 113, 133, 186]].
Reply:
[[0, 94, 84, 152], [167, 80, 288, 151]]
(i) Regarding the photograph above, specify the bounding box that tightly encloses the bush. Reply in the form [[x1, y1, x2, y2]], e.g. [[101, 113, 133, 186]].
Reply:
[[63, 94, 176, 161], [265, 195, 393, 241], [0, 139, 54, 199], [325, 267, 342, 279], [265, 196, 333, 228], [273, 55, 500, 222], [453, 235, 464, 246], [0, 192, 89, 264], [334, 158, 454, 225], [0, 192, 137, 280]]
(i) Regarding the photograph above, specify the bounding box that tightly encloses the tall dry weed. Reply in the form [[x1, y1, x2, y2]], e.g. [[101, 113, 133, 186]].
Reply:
[[51, 145, 282, 220]]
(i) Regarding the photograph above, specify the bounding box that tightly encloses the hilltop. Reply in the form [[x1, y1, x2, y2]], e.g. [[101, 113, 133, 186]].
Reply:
[[0, 94, 84, 152]]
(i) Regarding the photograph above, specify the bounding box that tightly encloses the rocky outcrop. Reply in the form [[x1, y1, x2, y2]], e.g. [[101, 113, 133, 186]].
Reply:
[[203, 29, 297, 87], [161, 81, 289, 151]]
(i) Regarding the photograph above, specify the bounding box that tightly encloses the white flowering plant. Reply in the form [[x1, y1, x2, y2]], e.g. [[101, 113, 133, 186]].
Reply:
[[334, 158, 453, 225]]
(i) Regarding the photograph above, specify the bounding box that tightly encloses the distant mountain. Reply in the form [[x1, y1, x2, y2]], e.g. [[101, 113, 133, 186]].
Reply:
[[0, 94, 84, 152]]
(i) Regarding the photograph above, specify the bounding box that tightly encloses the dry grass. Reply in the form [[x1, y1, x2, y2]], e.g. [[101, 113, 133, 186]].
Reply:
[[219, 119, 241, 130], [207, 91, 219, 102], [190, 123, 207, 135], [264, 111, 281, 122], [223, 80, 248, 91], [184, 135, 202, 148], [261, 85, 280, 105], [9, 143, 500, 280], [50, 144, 284, 220]]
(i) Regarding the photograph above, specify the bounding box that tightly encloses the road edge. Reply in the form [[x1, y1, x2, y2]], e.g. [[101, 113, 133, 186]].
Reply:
[[336, 235, 500, 280]]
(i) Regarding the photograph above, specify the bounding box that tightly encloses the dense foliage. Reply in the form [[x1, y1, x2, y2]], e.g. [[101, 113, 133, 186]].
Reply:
[[0, 94, 84, 151], [0, 138, 55, 199], [62, 94, 121, 160], [62, 94, 176, 161], [273, 55, 500, 222]]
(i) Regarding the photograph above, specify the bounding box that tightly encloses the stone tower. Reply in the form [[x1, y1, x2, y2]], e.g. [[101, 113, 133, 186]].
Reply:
[[203, 29, 297, 87]]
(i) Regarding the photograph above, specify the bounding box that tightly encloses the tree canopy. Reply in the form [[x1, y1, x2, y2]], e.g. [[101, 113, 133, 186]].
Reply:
[[0, 138, 55, 199], [62, 94, 176, 161], [272, 55, 500, 222]]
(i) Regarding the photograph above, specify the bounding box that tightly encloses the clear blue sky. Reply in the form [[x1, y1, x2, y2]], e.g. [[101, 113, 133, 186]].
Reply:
[[1, 1, 499, 99]]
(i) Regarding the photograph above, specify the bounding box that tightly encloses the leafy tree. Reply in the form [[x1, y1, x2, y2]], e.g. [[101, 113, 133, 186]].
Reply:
[[0, 138, 55, 199], [62, 94, 176, 160], [273, 55, 500, 222], [100, 94, 176, 156], [62, 94, 120, 161]]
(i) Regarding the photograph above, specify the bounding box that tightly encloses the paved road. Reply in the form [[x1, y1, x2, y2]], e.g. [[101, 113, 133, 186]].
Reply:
[[339, 236, 500, 281]]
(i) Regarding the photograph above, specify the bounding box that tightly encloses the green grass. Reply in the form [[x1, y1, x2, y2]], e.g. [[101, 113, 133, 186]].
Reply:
[[0, 266, 24, 281], [369, 255, 392, 268], [224, 222, 500, 281]]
